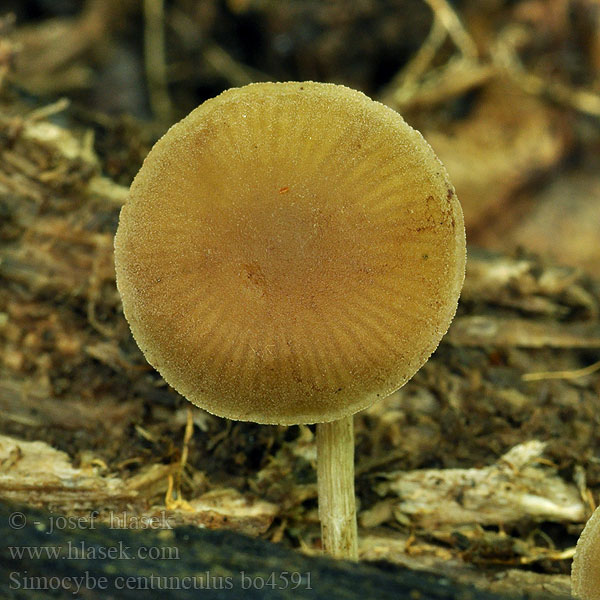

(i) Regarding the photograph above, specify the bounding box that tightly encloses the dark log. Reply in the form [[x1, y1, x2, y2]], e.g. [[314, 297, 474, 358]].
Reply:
[[0, 502, 542, 600]]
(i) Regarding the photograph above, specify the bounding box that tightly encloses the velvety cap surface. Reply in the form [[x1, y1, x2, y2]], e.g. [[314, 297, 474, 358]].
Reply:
[[114, 81, 466, 424], [572, 506, 600, 599]]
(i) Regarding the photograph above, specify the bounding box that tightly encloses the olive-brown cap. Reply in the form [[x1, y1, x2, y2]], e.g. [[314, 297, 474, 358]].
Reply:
[[572, 506, 600, 599], [114, 81, 466, 425]]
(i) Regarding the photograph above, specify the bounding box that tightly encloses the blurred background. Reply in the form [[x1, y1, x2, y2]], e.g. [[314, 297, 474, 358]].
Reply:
[[1, 0, 599, 273], [1, 2, 600, 597]]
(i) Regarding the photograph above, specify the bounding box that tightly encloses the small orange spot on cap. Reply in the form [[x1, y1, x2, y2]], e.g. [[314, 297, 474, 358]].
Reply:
[[279, 186, 290, 194]]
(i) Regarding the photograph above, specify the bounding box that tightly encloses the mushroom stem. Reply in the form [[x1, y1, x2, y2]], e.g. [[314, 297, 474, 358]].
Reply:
[[316, 415, 358, 561]]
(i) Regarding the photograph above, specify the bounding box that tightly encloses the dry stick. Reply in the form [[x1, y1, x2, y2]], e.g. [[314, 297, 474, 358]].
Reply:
[[380, 16, 446, 107], [144, 0, 173, 123], [316, 415, 358, 561], [423, 0, 478, 59], [522, 359, 600, 382]]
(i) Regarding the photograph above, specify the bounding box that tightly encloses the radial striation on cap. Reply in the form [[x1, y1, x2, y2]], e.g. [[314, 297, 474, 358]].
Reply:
[[114, 81, 466, 425]]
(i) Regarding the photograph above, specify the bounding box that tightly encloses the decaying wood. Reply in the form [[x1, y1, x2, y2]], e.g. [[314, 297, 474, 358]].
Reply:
[[372, 440, 585, 529], [1, 89, 598, 599], [0, 435, 278, 537]]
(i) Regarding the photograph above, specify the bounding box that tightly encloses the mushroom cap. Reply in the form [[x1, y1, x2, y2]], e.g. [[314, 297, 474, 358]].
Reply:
[[572, 506, 600, 599], [114, 81, 466, 425]]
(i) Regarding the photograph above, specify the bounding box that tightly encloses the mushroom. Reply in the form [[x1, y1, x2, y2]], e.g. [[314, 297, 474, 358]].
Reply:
[[114, 81, 466, 560], [572, 506, 600, 599]]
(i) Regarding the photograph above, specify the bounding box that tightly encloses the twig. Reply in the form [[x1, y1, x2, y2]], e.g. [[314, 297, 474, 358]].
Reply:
[[165, 407, 195, 511], [380, 16, 446, 106], [522, 360, 600, 382], [202, 44, 268, 87], [177, 406, 195, 489], [144, 0, 173, 123], [165, 407, 194, 512], [493, 25, 600, 118], [422, 0, 478, 59], [27, 98, 71, 122], [382, 0, 485, 110]]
